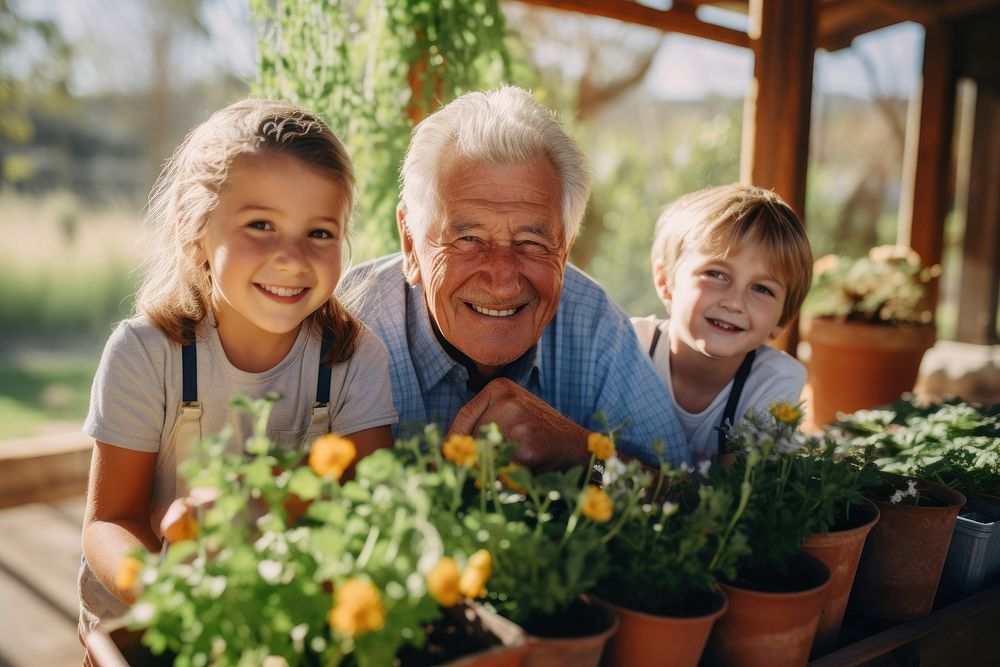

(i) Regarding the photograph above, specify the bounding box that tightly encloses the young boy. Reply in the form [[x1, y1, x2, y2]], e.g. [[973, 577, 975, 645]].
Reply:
[[633, 184, 813, 462]]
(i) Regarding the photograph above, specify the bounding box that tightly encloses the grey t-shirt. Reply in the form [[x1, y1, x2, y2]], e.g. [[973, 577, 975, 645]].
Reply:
[[632, 315, 806, 462], [85, 316, 396, 454]]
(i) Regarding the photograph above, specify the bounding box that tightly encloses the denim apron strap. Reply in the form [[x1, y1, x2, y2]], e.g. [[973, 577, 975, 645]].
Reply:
[[716, 349, 757, 452]]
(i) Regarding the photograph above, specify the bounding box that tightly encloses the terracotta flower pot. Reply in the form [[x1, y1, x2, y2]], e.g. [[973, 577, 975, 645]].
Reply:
[[597, 590, 727, 667], [802, 498, 880, 656], [520, 596, 619, 667], [703, 550, 831, 667], [800, 318, 936, 426], [849, 473, 966, 622]]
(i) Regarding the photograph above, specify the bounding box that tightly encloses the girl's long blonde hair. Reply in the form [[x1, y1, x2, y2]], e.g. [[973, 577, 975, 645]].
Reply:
[[135, 99, 359, 363]]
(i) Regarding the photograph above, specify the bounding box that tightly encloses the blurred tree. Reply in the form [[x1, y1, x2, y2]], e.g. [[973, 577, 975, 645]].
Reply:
[[0, 0, 71, 184], [252, 0, 514, 260]]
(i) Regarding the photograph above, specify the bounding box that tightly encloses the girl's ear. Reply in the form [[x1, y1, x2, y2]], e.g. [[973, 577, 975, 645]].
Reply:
[[397, 206, 421, 286], [653, 258, 672, 300]]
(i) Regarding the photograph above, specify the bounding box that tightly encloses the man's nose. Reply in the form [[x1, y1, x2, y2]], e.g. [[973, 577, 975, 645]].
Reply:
[[479, 245, 522, 294]]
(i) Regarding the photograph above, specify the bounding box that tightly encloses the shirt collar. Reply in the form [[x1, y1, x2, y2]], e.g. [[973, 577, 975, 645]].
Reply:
[[404, 280, 543, 392]]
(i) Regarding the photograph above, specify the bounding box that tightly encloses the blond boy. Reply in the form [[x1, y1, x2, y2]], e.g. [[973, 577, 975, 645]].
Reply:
[[633, 184, 813, 462]]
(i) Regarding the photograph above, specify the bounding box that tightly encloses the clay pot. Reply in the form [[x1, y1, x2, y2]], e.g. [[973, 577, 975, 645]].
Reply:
[[802, 498, 880, 656], [520, 596, 618, 667], [800, 318, 935, 426], [703, 550, 831, 667], [597, 590, 727, 667], [850, 473, 966, 622]]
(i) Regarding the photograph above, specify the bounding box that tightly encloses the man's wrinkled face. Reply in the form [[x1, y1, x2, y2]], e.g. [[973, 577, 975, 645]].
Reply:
[[401, 156, 570, 378]]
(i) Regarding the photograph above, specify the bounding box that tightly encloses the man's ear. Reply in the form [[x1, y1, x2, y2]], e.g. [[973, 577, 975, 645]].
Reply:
[[653, 258, 672, 300], [397, 206, 421, 286]]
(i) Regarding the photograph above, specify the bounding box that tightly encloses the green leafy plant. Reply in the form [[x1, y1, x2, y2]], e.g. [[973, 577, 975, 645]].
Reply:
[[592, 459, 749, 617], [122, 395, 495, 666], [832, 398, 1000, 497], [393, 425, 645, 630], [803, 244, 941, 325], [712, 402, 877, 577]]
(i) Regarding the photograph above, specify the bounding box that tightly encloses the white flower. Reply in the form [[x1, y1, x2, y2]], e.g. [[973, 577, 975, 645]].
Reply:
[[130, 602, 155, 624], [662, 501, 679, 517], [905, 479, 919, 498], [257, 559, 283, 584], [890, 490, 904, 504], [697, 460, 712, 476], [263, 657, 290, 667], [602, 456, 627, 485]]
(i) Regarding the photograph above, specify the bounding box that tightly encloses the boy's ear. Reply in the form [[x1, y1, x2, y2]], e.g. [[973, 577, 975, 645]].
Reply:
[[768, 320, 788, 340], [652, 258, 672, 300], [397, 206, 421, 286]]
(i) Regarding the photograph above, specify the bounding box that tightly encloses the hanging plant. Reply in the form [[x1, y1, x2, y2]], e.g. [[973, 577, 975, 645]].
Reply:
[[251, 0, 514, 259]]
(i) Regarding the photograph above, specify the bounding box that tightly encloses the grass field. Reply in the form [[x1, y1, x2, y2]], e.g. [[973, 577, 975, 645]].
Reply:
[[0, 193, 138, 439]]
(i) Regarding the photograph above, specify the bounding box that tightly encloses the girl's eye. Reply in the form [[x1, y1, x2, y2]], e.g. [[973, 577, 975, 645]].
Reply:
[[248, 220, 272, 231], [309, 229, 337, 240]]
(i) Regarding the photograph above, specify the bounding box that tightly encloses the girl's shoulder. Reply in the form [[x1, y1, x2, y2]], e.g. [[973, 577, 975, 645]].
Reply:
[[106, 315, 174, 349]]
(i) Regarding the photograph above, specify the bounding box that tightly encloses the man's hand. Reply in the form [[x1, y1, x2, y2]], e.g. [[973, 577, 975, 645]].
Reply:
[[448, 378, 591, 471]]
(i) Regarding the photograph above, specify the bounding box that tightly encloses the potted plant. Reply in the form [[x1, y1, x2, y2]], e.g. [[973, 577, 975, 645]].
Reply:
[[834, 400, 1000, 598], [591, 455, 748, 667], [87, 394, 526, 667], [799, 244, 941, 426], [390, 424, 643, 667], [702, 401, 876, 667]]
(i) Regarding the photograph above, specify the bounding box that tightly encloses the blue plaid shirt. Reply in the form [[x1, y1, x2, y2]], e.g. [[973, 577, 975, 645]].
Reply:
[[340, 255, 687, 465]]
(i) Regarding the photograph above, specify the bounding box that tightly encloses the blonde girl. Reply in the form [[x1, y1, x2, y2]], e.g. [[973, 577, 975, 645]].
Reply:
[[78, 99, 396, 633]]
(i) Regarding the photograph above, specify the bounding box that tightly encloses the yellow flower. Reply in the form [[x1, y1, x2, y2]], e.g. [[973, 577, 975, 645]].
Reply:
[[329, 578, 385, 637], [309, 434, 357, 479], [770, 401, 803, 425], [498, 464, 526, 494], [458, 549, 492, 599], [427, 557, 461, 607], [442, 435, 478, 467], [160, 500, 199, 544], [580, 486, 613, 523], [115, 555, 143, 593], [587, 432, 615, 461]]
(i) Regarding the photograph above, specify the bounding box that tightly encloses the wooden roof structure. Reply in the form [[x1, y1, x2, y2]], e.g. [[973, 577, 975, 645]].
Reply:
[[519, 0, 1000, 345]]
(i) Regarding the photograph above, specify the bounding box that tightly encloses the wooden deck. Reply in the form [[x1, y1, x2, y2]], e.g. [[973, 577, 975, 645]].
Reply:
[[0, 495, 87, 667]]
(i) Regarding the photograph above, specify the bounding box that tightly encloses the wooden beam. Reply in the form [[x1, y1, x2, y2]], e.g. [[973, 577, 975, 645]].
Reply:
[[905, 22, 957, 312], [955, 85, 1000, 343], [741, 0, 818, 354], [818, 0, 902, 51], [513, 0, 751, 48]]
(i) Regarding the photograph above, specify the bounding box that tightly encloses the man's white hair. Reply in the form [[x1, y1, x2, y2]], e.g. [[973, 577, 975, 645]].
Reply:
[[399, 85, 592, 245]]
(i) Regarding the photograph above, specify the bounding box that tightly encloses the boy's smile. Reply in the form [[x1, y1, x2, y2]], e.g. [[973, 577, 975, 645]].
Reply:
[[662, 243, 787, 365]]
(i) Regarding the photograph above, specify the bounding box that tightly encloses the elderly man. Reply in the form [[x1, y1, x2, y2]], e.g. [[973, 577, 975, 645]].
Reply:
[[341, 86, 686, 468]]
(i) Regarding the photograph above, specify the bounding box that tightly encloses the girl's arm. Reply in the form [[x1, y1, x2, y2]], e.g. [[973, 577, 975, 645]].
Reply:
[[82, 441, 160, 604], [343, 425, 393, 478]]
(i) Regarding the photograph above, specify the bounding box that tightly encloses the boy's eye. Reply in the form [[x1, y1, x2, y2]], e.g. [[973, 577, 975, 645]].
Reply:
[[752, 284, 775, 297], [248, 220, 272, 231], [309, 229, 337, 240], [704, 270, 726, 280]]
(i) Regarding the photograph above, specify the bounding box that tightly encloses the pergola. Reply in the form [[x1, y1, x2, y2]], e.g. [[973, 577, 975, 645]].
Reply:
[[519, 0, 1000, 346]]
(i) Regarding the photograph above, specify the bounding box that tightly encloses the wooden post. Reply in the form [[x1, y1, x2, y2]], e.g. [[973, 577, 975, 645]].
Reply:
[[905, 22, 957, 312], [740, 0, 818, 354], [955, 84, 1000, 343]]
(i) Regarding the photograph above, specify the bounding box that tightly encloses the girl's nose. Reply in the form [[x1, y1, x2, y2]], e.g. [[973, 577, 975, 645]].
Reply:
[[274, 240, 309, 273]]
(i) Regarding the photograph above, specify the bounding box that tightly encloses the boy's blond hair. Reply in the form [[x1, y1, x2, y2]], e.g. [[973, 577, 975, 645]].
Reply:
[[651, 183, 813, 326]]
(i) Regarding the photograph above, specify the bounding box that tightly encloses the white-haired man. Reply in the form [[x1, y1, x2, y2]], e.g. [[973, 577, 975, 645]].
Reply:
[[341, 86, 686, 469]]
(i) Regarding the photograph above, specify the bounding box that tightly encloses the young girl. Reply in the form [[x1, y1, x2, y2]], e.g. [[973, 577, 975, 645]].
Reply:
[[78, 99, 397, 634]]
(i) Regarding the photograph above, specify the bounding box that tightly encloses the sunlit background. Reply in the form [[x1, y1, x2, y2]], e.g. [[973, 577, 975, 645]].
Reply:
[[0, 0, 967, 442]]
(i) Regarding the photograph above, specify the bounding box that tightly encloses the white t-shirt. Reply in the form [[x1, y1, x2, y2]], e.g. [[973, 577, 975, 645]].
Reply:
[[79, 315, 397, 629], [631, 315, 806, 462]]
